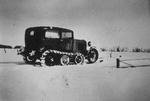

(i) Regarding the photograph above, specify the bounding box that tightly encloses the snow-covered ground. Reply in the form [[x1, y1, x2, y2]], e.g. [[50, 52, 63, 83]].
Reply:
[[0, 49, 150, 101]]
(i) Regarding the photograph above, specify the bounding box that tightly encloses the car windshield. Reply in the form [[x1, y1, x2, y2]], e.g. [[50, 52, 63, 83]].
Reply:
[[45, 31, 59, 38], [61, 32, 72, 38]]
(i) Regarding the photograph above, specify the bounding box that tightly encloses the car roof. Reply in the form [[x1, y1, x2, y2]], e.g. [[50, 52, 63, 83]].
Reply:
[[26, 26, 73, 33]]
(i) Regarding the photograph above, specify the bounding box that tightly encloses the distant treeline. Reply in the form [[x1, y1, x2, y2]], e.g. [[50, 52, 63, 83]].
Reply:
[[100, 46, 150, 53]]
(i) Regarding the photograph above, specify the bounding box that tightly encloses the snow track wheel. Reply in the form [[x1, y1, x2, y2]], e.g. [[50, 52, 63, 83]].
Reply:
[[60, 55, 70, 66], [74, 54, 84, 65], [45, 53, 55, 66]]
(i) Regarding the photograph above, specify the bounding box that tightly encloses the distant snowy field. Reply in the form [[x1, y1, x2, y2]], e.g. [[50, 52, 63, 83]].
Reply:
[[0, 49, 150, 101]]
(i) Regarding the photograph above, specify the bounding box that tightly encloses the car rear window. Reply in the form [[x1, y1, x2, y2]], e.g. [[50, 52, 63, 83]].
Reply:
[[30, 30, 34, 36]]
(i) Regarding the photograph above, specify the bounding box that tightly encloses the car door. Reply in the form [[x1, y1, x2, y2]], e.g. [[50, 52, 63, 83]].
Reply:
[[60, 32, 74, 52]]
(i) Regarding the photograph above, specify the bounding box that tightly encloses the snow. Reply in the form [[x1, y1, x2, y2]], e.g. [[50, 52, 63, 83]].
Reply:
[[0, 50, 150, 101]]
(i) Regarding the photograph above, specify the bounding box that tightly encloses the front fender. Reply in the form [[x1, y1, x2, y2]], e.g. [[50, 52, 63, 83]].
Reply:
[[89, 46, 97, 51]]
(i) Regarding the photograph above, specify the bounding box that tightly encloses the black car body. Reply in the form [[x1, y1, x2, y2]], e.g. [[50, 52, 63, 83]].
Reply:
[[25, 26, 87, 55], [18, 26, 98, 66]]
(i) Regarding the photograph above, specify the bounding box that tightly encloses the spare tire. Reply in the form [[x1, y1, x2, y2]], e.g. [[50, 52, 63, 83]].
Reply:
[[23, 55, 36, 64]]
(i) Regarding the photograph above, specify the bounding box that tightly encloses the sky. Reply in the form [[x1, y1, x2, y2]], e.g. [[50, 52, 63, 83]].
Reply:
[[0, 0, 150, 49]]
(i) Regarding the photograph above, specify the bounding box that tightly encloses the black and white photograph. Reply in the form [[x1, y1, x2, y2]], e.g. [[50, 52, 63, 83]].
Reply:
[[0, 0, 150, 101]]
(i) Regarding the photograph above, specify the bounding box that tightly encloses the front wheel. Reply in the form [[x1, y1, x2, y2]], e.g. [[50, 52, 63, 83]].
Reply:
[[87, 48, 98, 63]]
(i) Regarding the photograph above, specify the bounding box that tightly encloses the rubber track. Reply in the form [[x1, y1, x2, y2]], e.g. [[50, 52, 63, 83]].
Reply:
[[40, 49, 83, 65]]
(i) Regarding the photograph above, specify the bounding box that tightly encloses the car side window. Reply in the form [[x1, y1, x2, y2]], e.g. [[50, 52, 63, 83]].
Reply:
[[45, 31, 59, 39], [62, 32, 72, 38]]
